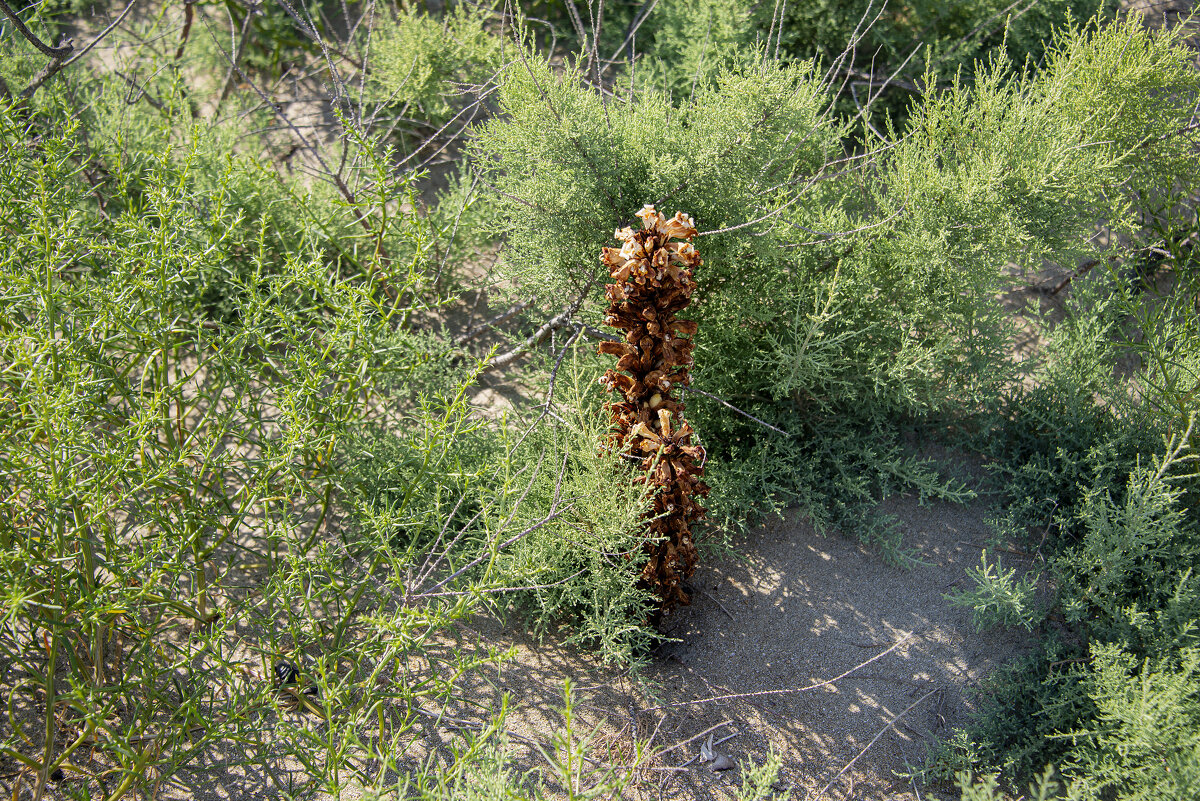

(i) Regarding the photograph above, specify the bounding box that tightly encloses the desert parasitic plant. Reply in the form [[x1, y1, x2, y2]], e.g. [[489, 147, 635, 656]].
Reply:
[[598, 205, 710, 615]]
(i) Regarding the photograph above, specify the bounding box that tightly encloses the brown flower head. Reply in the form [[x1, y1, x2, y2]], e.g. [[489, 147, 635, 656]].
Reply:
[[598, 206, 708, 617]]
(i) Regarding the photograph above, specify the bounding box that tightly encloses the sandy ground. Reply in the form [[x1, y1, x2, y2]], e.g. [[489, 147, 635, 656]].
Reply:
[[423, 469, 1036, 801], [145, 449, 1025, 801], [192, 470, 1031, 801]]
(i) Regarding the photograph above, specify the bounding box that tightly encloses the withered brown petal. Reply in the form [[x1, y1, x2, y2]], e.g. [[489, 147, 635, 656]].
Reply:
[[599, 209, 706, 618]]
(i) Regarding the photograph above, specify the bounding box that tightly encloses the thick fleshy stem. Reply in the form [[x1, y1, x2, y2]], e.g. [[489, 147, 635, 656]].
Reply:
[[598, 205, 709, 615]]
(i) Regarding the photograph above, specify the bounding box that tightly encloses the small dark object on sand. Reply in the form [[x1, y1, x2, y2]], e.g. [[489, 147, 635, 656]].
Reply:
[[274, 660, 300, 686]]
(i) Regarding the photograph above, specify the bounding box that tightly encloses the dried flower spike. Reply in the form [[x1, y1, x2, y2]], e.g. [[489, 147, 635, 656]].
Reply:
[[599, 206, 709, 616]]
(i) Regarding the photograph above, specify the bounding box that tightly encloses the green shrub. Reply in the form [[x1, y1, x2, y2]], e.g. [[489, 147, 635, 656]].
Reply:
[[979, 276, 1160, 543], [635, 0, 756, 98], [955, 766, 1061, 801], [932, 418, 1200, 789], [0, 43, 572, 796], [471, 14, 1199, 543], [485, 345, 658, 664], [0, 81, 442, 783], [947, 550, 1041, 632], [365, 2, 505, 130], [1061, 643, 1200, 800], [944, 190, 1199, 791], [1056, 450, 1200, 655], [776, 0, 1118, 89]]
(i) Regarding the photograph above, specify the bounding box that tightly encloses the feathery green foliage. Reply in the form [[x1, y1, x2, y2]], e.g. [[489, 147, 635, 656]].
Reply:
[[933, 297, 1200, 792], [947, 551, 1041, 632], [775, 0, 1119, 99], [1062, 643, 1200, 800], [636, 0, 756, 97], [366, 2, 506, 128], [4, 1, 1200, 797], [0, 20, 645, 794], [472, 13, 1199, 544]]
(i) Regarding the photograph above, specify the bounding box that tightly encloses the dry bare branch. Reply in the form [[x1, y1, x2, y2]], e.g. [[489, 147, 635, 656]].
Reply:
[[811, 687, 940, 801], [643, 631, 915, 712]]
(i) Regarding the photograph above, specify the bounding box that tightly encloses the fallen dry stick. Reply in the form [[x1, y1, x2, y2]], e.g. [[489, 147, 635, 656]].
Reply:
[[810, 687, 940, 801], [642, 631, 915, 712]]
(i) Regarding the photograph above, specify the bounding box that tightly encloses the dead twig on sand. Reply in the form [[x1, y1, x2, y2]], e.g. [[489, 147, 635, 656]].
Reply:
[[694, 586, 735, 621], [810, 688, 940, 801], [642, 631, 915, 712]]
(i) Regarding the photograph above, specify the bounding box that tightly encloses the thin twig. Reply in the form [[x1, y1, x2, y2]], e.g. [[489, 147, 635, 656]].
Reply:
[[115, 70, 165, 110], [580, 323, 618, 342], [2, 0, 143, 109], [810, 688, 939, 801], [643, 631, 914, 711], [1140, 118, 1200, 147], [509, 323, 584, 451], [175, 0, 197, 60], [219, 5, 256, 104], [696, 189, 811, 237], [408, 568, 587, 599], [454, 301, 533, 346], [604, 0, 661, 74], [485, 282, 594, 370], [681, 386, 791, 437], [1045, 258, 1101, 296], [434, 171, 482, 288], [817, 0, 884, 96], [781, 205, 906, 248], [62, 0, 139, 68], [0, 0, 73, 59], [839, 67, 925, 94], [939, 0, 1037, 65], [476, 175, 549, 211], [694, 587, 735, 621]]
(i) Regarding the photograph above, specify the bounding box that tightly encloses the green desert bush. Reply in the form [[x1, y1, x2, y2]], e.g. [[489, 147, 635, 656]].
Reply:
[[924, 170, 1200, 787], [481, 344, 657, 663], [633, 0, 757, 98], [775, 0, 1118, 107], [534, 0, 1117, 126], [947, 550, 1041, 632], [1059, 642, 1200, 800], [1119, 208, 1200, 449], [365, 1, 506, 135], [951, 643, 1200, 800], [0, 5, 678, 793], [6, 2, 1200, 797], [470, 13, 1199, 544], [0, 82, 470, 792], [977, 425, 1199, 766], [979, 277, 1160, 542], [0, 29, 647, 796], [931, 280, 1200, 792]]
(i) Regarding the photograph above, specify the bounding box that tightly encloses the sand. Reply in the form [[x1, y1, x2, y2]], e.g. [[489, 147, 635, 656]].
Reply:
[[18, 461, 1028, 801], [426, 470, 1037, 801]]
